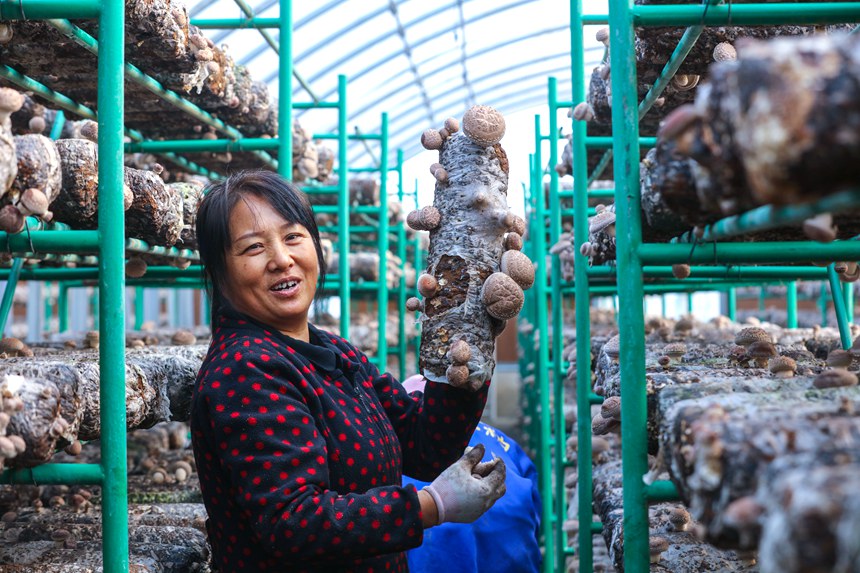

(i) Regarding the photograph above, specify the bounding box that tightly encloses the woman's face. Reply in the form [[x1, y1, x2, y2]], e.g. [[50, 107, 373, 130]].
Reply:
[[223, 193, 319, 340]]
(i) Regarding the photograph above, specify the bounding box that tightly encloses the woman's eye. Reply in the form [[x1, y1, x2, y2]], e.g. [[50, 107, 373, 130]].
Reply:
[[243, 243, 263, 253], [286, 233, 302, 242]]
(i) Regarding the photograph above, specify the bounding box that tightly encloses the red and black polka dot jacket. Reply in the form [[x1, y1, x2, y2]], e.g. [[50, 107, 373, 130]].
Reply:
[[191, 309, 489, 572]]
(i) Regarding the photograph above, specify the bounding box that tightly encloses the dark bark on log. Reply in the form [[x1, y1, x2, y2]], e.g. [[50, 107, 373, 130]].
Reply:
[[52, 139, 99, 225], [12, 135, 62, 204], [671, 32, 860, 210], [0, 346, 205, 468], [0, 113, 17, 195], [0, 540, 206, 573], [592, 460, 755, 573], [418, 132, 511, 387], [125, 168, 183, 246], [167, 181, 203, 249], [661, 385, 860, 549], [757, 452, 860, 573]]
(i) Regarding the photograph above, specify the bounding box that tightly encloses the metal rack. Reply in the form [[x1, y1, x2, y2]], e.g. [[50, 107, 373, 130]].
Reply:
[[521, 3, 860, 572]]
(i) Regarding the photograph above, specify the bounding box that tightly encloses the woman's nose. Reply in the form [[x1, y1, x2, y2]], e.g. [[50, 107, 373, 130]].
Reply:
[[268, 244, 293, 271]]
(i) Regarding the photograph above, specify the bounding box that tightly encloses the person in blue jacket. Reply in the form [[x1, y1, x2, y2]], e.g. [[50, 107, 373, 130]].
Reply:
[[401, 375, 543, 573]]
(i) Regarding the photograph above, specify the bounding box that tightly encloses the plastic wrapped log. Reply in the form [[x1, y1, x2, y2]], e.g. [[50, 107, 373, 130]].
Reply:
[[169, 181, 203, 249], [640, 140, 705, 234], [661, 386, 860, 550], [0, 87, 23, 196], [11, 134, 62, 204], [592, 460, 755, 573], [757, 451, 860, 573], [2, 361, 83, 468], [663, 33, 860, 212], [124, 167, 183, 246], [414, 106, 533, 390]]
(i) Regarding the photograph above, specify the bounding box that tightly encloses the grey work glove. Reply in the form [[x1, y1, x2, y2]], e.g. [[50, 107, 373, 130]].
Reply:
[[422, 443, 507, 524]]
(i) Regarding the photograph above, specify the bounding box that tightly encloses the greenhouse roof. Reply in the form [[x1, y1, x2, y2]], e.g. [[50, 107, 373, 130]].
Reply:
[[190, 0, 606, 167]]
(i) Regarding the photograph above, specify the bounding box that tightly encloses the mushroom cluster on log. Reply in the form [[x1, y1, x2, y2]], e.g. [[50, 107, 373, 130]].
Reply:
[[409, 106, 534, 391]]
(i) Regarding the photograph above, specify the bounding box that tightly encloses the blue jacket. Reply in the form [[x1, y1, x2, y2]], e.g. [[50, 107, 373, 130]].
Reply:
[[404, 422, 542, 573]]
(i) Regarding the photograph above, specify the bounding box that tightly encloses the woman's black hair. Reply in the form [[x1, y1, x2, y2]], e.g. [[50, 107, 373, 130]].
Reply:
[[196, 170, 326, 326]]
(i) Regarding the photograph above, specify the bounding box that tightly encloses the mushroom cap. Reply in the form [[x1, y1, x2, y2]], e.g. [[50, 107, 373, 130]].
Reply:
[[462, 105, 506, 146], [735, 327, 771, 347], [420, 129, 443, 150], [417, 273, 439, 298], [595, 27, 609, 46], [768, 355, 797, 375], [572, 102, 594, 122], [446, 364, 469, 386], [504, 232, 523, 251], [171, 330, 196, 345], [588, 210, 616, 234], [663, 342, 687, 359], [813, 368, 858, 389], [649, 536, 669, 554], [405, 297, 422, 312], [657, 355, 671, 367], [18, 188, 49, 217], [674, 316, 694, 333], [603, 334, 620, 359], [803, 212, 836, 242], [0, 205, 24, 235], [480, 272, 524, 321], [500, 250, 535, 290], [600, 395, 621, 422], [406, 206, 441, 231], [444, 117, 460, 134], [668, 507, 691, 530], [671, 263, 691, 279], [591, 436, 611, 455], [747, 340, 777, 360], [712, 42, 737, 62], [0, 23, 13, 44], [0, 88, 24, 114], [79, 120, 98, 143], [28, 116, 46, 134], [657, 103, 700, 142], [125, 257, 148, 278], [448, 339, 472, 365], [671, 74, 700, 91], [0, 337, 24, 354], [826, 349, 853, 368]]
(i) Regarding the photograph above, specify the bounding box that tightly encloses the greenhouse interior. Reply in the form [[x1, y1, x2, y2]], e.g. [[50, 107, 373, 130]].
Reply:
[[0, 0, 859, 572]]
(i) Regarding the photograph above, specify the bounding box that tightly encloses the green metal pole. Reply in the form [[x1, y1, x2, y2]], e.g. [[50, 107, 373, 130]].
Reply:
[[686, 292, 693, 315], [58, 283, 68, 333], [787, 281, 798, 328], [0, 0, 100, 19], [377, 113, 389, 368], [828, 265, 853, 349], [396, 149, 407, 381], [727, 288, 737, 322], [569, 2, 595, 565], [98, 0, 129, 568], [43, 281, 52, 334], [278, 0, 292, 177], [821, 282, 829, 326], [0, 258, 24, 334], [547, 78, 568, 573], [661, 294, 667, 317], [134, 286, 145, 330], [845, 282, 855, 326], [759, 286, 767, 318], [337, 75, 350, 337], [49, 110, 66, 139], [608, 0, 650, 570], [533, 119, 556, 573]]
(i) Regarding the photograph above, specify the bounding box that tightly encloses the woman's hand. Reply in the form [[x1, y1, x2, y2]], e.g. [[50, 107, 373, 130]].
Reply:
[[421, 443, 507, 525]]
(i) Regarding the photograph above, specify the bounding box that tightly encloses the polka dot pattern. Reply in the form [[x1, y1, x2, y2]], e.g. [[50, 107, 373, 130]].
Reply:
[[190, 310, 489, 572]]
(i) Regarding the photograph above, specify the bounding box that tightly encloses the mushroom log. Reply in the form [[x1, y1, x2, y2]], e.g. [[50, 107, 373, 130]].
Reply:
[[416, 105, 531, 390]]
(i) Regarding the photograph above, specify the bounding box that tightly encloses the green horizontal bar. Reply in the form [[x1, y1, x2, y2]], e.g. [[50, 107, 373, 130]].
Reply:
[[581, 282, 767, 296], [349, 167, 381, 173], [562, 208, 597, 217], [555, 100, 575, 109], [633, 3, 860, 26], [0, 230, 100, 253], [586, 136, 656, 149], [0, 0, 99, 19], [673, 189, 860, 243], [323, 282, 382, 291], [589, 393, 604, 405], [581, 14, 608, 24], [319, 225, 377, 233], [590, 522, 604, 534], [0, 265, 204, 281], [585, 265, 832, 279], [302, 186, 340, 194], [645, 480, 680, 502], [126, 137, 279, 153], [639, 241, 860, 265], [0, 463, 103, 485], [559, 189, 615, 200], [293, 101, 340, 110], [190, 16, 279, 28], [314, 205, 380, 215], [314, 133, 382, 141]]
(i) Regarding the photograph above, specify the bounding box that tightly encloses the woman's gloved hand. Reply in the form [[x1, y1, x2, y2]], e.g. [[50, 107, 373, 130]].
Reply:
[[422, 443, 507, 524]]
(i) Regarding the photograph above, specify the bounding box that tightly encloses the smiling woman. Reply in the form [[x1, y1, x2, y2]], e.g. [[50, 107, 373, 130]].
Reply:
[[190, 170, 507, 573]]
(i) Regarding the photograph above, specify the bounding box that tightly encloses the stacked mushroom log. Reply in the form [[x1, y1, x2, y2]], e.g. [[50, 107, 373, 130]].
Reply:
[[0, 0, 279, 175], [577, 32, 860, 267], [0, 335, 206, 470], [407, 105, 534, 391], [581, 315, 860, 572]]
